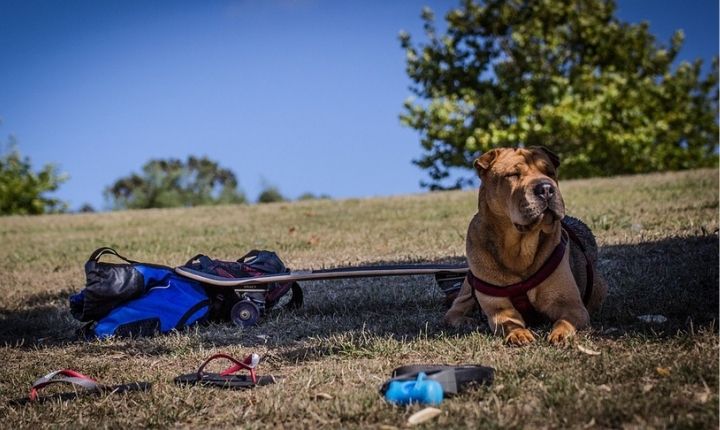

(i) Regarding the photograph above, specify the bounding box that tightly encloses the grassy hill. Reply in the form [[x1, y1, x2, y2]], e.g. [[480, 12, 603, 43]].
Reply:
[[1, 168, 718, 428]]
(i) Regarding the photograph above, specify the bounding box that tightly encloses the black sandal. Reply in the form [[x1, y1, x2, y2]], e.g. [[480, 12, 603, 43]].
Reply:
[[11, 369, 151, 405], [174, 353, 277, 389]]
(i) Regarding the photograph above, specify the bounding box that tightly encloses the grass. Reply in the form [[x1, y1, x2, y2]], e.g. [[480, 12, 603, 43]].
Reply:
[[0, 168, 718, 429]]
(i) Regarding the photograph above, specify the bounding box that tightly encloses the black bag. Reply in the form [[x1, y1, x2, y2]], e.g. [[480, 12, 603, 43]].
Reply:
[[182, 250, 302, 321], [69, 248, 146, 322]]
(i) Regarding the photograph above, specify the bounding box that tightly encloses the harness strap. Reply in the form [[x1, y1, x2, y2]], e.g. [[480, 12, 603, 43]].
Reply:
[[506, 293, 539, 324], [467, 224, 594, 322], [468, 230, 568, 297]]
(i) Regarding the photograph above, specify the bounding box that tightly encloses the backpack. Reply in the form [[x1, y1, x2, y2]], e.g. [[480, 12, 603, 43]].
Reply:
[[70, 248, 210, 338], [181, 250, 302, 321]]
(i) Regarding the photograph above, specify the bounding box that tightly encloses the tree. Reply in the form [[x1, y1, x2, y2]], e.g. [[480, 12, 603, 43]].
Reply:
[[257, 185, 285, 204], [400, 0, 719, 189], [0, 138, 68, 215], [297, 192, 331, 201], [78, 203, 95, 213], [106, 156, 246, 209]]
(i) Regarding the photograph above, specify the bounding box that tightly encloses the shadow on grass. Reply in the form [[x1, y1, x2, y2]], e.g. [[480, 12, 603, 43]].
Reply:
[[199, 234, 720, 358], [1, 234, 717, 353], [0, 289, 79, 347], [596, 234, 718, 332]]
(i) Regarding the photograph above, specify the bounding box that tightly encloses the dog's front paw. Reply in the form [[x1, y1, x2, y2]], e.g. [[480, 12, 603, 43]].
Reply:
[[505, 328, 535, 346], [548, 320, 576, 345]]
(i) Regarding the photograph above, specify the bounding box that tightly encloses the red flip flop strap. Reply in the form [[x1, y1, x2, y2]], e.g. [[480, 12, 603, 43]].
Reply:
[[29, 369, 100, 401], [219, 353, 259, 376], [196, 353, 258, 384]]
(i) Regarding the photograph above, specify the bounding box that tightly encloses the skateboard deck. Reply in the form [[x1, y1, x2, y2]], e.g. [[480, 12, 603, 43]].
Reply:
[[176, 264, 468, 299], [176, 263, 468, 287]]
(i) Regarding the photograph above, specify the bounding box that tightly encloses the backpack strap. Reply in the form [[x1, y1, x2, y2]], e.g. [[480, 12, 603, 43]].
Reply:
[[184, 254, 204, 266], [237, 250, 259, 263], [88, 247, 136, 264]]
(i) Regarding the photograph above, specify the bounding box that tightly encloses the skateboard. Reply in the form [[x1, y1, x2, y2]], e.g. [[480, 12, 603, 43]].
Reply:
[[175, 263, 468, 326]]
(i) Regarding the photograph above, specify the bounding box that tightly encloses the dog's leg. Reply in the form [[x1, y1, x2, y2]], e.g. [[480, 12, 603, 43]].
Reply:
[[544, 296, 590, 345], [548, 271, 607, 344], [495, 310, 535, 345], [475, 295, 535, 345], [443, 279, 478, 327], [533, 259, 593, 345]]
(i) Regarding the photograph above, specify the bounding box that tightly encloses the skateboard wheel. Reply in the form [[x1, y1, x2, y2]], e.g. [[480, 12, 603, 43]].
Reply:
[[230, 300, 260, 327]]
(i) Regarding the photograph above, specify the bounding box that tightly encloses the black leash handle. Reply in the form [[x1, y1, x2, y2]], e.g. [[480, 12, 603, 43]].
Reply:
[[381, 364, 495, 396]]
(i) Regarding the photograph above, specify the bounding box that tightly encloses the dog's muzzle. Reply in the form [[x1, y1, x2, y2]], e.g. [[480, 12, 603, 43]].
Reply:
[[513, 180, 564, 232]]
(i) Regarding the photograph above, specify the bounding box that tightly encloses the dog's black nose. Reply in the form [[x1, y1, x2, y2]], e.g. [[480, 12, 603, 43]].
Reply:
[[533, 182, 555, 200]]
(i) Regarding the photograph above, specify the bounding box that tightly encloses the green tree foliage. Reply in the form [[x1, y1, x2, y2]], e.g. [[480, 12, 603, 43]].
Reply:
[[257, 185, 285, 204], [0, 140, 68, 215], [78, 203, 95, 213], [400, 0, 719, 189], [297, 192, 331, 201], [106, 156, 246, 209]]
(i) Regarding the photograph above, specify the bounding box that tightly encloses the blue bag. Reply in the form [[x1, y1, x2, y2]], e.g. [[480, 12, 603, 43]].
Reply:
[[93, 269, 210, 338], [70, 248, 210, 339]]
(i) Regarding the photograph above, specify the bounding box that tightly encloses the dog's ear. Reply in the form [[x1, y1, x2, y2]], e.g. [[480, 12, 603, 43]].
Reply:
[[531, 146, 560, 169], [474, 149, 501, 175]]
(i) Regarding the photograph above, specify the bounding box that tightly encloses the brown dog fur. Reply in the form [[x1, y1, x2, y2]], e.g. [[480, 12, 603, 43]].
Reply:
[[444, 147, 608, 345]]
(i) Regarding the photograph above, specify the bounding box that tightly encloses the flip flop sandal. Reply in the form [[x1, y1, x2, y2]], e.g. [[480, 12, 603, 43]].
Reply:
[[174, 353, 277, 389], [381, 364, 494, 396], [11, 369, 151, 405]]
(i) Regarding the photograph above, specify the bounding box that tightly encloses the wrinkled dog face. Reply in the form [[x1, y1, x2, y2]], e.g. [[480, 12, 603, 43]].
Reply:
[[475, 147, 565, 233]]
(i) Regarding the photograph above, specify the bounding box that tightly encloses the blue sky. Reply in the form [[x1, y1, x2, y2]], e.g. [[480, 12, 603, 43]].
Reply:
[[1, 0, 717, 211]]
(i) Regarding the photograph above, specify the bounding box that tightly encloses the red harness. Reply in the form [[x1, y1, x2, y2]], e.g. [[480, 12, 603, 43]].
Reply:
[[467, 223, 594, 322]]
